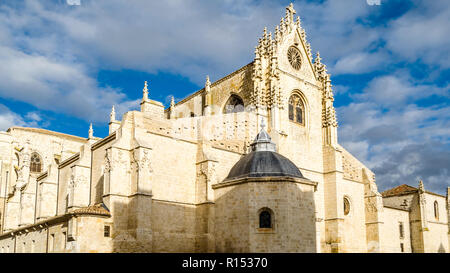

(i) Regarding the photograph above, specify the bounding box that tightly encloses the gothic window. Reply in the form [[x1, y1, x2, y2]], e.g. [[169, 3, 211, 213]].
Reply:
[[30, 153, 42, 173], [259, 209, 272, 229], [434, 201, 439, 220], [223, 95, 244, 114], [288, 93, 305, 125], [343, 197, 350, 216]]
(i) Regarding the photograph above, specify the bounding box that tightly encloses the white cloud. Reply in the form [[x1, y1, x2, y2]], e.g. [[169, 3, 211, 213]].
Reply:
[[355, 74, 449, 107], [25, 112, 42, 122], [0, 45, 138, 122], [385, 0, 450, 68], [337, 74, 450, 193], [333, 51, 387, 75], [0, 104, 43, 131]]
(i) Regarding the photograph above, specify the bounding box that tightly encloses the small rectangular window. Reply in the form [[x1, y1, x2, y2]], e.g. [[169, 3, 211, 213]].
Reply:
[[62, 232, 67, 250], [399, 222, 404, 239], [400, 243, 404, 253], [104, 225, 111, 237], [49, 234, 55, 252]]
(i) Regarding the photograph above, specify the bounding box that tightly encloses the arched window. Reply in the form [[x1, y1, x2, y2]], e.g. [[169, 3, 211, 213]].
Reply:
[[288, 93, 305, 124], [434, 201, 439, 220], [259, 209, 272, 228], [30, 153, 42, 173], [343, 197, 350, 216], [223, 95, 244, 114]]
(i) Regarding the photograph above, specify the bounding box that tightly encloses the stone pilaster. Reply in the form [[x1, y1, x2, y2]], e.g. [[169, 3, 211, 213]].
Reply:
[[322, 145, 344, 252], [67, 165, 90, 211], [363, 169, 385, 253], [35, 164, 58, 221], [195, 121, 218, 252]]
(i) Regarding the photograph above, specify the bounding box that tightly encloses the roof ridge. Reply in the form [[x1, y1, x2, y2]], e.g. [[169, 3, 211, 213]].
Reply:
[[382, 184, 418, 197]]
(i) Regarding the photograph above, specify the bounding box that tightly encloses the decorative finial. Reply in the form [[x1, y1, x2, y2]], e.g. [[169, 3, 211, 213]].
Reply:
[[206, 75, 211, 88], [88, 123, 93, 139], [315, 51, 322, 64], [419, 180, 425, 193], [170, 96, 175, 108], [287, 3, 296, 16], [143, 81, 149, 101], [286, 3, 296, 23], [110, 105, 116, 122], [251, 118, 275, 152]]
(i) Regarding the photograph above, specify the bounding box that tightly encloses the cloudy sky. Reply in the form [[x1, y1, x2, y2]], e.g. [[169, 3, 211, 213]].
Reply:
[[0, 0, 448, 194]]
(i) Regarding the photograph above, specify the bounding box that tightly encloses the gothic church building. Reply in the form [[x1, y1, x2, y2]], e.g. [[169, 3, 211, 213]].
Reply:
[[0, 4, 448, 253]]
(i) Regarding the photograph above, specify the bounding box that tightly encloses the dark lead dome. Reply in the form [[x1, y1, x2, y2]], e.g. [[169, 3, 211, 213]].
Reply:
[[224, 121, 304, 181]]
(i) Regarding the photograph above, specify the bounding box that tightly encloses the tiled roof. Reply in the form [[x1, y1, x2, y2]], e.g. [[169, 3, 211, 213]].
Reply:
[[381, 184, 418, 197], [70, 203, 111, 216]]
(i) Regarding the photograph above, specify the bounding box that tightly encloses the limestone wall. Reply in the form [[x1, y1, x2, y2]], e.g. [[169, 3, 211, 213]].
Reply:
[[340, 179, 368, 252], [35, 165, 58, 220], [0, 214, 111, 253], [214, 180, 316, 253], [150, 200, 198, 252], [1, 128, 86, 231], [56, 144, 92, 216], [173, 63, 253, 118], [75, 216, 111, 253], [91, 134, 117, 205], [423, 193, 449, 253], [381, 207, 412, 253]]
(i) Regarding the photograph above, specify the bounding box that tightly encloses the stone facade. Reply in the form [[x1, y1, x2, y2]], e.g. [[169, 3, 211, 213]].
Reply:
[[0, 3, 448, 253]]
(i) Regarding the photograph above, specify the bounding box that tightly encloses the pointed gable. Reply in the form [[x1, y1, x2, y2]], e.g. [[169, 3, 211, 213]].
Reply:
[[269, 3, 317, 82]]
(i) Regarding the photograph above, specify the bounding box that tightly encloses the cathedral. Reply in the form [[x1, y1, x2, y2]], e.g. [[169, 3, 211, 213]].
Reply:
[[0, 3, 448, 253]]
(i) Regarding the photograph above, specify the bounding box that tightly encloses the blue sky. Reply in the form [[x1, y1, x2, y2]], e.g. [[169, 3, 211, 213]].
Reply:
[[0, 0, 448, 194]]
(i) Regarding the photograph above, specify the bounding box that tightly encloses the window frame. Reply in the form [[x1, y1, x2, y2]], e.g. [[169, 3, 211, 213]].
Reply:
[[104, 225, 111, 237], [223, 94, 245, 114], [288, 92, 306, 126], [434, 201, 439, 221], [343, 196, 351, 216], [256, 208, 275, 233], [399, 222, 404, 239], [30, 152, 43, 173]]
